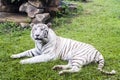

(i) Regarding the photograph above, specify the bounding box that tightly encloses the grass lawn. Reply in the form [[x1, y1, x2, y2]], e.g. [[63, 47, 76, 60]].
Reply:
[[0, 0, 120, 80]]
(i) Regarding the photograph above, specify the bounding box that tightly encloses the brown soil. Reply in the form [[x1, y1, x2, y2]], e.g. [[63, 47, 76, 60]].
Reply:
[[0, 12, 31, 23]]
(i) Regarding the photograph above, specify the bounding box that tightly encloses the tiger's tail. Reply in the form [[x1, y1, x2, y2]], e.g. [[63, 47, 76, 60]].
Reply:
[[98, 68, 116, 75], [97, 52, 116, 75], [97, 55, 116, 75]]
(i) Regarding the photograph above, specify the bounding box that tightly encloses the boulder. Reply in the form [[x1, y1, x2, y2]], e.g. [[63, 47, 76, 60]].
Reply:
[[32, 13, 50, 23], [19, 2, 44, 18]]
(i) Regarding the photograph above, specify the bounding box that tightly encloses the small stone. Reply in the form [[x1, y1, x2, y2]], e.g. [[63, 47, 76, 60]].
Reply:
[[20, 22, 30, 28]]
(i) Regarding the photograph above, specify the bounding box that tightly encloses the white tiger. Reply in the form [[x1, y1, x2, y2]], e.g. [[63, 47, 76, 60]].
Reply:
[[11, 23, 116, 75]]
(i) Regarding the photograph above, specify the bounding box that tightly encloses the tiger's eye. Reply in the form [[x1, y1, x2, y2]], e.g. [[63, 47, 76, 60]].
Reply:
[[41, 28, 44, 30], [34, 28, 37, 30]]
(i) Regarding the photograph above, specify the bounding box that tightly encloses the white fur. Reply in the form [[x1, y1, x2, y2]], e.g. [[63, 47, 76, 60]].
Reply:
[[11, 23, 116, 75]]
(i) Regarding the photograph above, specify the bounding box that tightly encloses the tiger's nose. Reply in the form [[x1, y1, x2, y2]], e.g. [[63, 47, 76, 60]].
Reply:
[[35, 34, 39, 37]]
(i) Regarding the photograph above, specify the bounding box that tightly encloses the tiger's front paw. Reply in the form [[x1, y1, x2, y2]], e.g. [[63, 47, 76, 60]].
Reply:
[[20, 60, 26, 64], [10, 55, 20, 59], [59, 71, 65, 75]]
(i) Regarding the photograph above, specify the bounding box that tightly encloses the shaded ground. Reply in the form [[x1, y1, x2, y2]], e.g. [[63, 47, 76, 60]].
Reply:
[[0, 12, 29, 23]]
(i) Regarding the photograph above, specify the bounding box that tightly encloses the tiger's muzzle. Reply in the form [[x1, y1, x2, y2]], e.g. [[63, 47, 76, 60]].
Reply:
[[34, 35, 43, 41], [35, 37, 43, 40]]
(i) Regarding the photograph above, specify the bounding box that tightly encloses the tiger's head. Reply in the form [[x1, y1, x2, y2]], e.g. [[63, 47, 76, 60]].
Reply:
[[30, 23, 49, 43]]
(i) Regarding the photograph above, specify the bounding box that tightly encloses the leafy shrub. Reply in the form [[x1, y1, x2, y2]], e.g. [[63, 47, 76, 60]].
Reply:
[[0, 22, 28, 34]]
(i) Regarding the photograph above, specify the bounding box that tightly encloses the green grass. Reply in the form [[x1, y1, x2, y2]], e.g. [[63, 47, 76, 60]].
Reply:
[[0, 0, 120, 80]]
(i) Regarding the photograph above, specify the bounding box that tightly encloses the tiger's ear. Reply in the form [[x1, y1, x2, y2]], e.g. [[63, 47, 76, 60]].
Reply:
[[30, 23, 34, 28], [44, 30, 48, 38], [46, 23, 52, 28]]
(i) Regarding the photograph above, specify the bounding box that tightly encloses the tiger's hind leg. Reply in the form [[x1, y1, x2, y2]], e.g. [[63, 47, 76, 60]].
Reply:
[[58, 59, 83, 75], [52, 61, 72, 70], [52, 64, 72, 70], [59, 66, 81, 75]]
